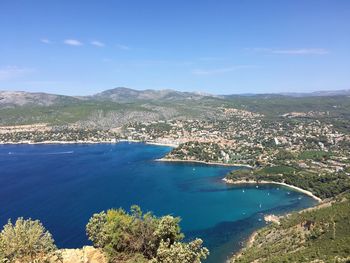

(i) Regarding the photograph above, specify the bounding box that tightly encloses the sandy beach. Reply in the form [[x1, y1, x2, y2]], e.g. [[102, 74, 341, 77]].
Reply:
[[223, 178, 322, 202], [117, 139, 179, 148], [156, 158, 252, 168], [145, 141, 178, 148]]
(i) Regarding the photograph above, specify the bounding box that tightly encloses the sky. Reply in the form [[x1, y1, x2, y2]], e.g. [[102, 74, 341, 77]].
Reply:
[[0, 0, 349, 95]]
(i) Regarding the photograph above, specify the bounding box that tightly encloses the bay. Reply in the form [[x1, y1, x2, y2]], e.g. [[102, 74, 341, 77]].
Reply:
[[0, 143, 317, 262]]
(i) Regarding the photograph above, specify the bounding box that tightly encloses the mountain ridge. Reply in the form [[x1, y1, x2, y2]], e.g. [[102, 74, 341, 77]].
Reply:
[[91, 87, 210, 102], [1, 87, 349, 108], [1, 87, 350, 127], [0, 87, 212, 107]]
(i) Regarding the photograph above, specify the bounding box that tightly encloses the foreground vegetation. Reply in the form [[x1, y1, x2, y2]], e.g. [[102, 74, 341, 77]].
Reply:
[[86, 206, 208, 263], [2, 200, 349, 263], [0, 206, 208, 263], [230, 193, 350, 262], [0, 218, 59, 262]]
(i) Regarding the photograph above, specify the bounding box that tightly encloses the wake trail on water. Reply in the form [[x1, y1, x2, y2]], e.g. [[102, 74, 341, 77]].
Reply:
[[6, 151, 74, 156], [47, 151, 74, 155]]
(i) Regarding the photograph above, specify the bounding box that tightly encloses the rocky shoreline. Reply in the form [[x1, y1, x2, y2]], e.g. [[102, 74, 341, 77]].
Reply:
[[48, 246, 106, 263]]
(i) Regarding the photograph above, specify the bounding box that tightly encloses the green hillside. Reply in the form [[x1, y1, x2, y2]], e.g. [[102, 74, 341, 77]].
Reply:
[[231, 193, 350, 263]]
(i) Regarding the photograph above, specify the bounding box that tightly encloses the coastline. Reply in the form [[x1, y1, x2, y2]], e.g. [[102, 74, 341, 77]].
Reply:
[[0, 139, 178, 148], [232, 230, 258, 261], [0, 140, 119, 145], [156, 158, 252, 168], [145, 142, 178, 148], [230, 195, 337, 262], [1, 139, 322, 262], [119, 139, 179, 148], [223, 178, 322, 202]]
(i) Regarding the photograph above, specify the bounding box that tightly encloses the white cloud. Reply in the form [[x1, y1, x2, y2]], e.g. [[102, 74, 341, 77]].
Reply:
[[249, 48, 329, 55], [40, 38, 52, 44], [64, 39, 83, 46], [116, 44, 131, 50], [192, 65, 254, 75], [91, 40, 105, 47], [0, 66, 34, 80], [272, 48, 329, 55]]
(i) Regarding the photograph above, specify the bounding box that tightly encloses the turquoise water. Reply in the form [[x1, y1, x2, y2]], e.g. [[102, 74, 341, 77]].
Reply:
[[0, 143, 317, 262]]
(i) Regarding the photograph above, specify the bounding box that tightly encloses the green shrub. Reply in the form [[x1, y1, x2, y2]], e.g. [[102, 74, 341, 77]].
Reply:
[[152, 238, 209, 263], [298, 150, 331, 161], [86, 205, 208, 262], [0, 217, 57, 263]]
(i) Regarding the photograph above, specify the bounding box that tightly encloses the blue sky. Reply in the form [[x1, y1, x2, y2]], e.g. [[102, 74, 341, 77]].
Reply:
[[0, 0, 349, 95]]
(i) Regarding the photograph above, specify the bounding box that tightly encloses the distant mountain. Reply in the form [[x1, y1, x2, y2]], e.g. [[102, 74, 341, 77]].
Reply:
[[91, 87, 210, 102], [0, 88, 210, 108], [278, 89, 350, 97], [223, 89, 350, 98], [1, 88, 349, 108], [0, 88, 219, 127], [0, 87, 349, 127], [0, 91, 81, 108]]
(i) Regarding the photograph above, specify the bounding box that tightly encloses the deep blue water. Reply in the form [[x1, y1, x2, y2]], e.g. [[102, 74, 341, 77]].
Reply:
[[0, 143, 317, 262]]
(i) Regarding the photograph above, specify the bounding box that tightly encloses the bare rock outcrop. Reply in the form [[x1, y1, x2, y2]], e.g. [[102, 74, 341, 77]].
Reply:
[[50, 246, 107, 263]]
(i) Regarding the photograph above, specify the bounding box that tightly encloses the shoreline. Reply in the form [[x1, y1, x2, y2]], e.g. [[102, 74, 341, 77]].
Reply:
[[0, 140, 119, 145], [225, 179, 322, 261], [0, 139, 178, 148], [230, 195, 335, 262], [232, 230, 258, 261], [1, 139, 322, 262], [156, 158, 252, 168], [223, 178, 322, 202], [118, 139, 179, 148], [145, 141, 178, 148]]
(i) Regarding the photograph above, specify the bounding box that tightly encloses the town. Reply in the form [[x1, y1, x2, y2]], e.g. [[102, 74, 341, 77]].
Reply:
[[1, 105, 349, 201]]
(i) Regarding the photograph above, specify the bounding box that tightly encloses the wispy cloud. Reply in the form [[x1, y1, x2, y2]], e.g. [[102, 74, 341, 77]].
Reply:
[[0, 66, 34, 80], [192, 65, 254, 75], [115, 59, 193, 67], [116, 44, 131, 50], [272, 48, 328, 55], [91, 40, 105, 47], [40, 38, 52, 44], [64, 39, 83, 46], [249, 48, 329, 55]]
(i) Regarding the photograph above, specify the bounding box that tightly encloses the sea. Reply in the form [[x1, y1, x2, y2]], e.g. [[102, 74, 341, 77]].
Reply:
[[0, 142, 317, 262]]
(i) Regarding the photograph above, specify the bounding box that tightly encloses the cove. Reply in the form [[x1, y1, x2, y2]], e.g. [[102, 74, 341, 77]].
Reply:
[[0, 143, 317, 262]]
